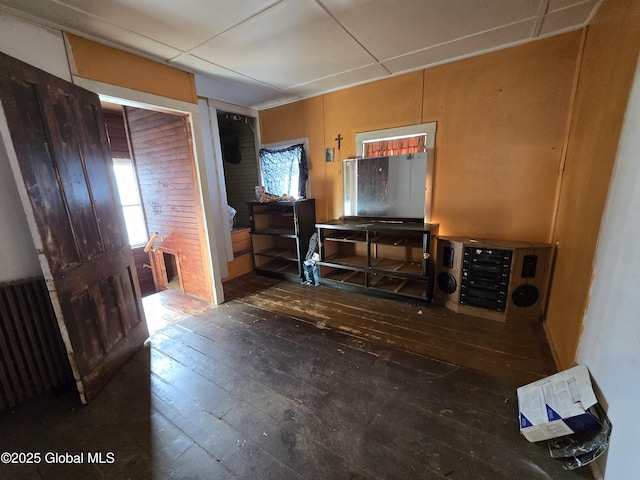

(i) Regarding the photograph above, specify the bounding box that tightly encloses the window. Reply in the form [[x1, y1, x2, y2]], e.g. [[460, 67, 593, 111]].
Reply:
[[259, 139, 309, 199], [355, 122, 436, 158], [112, 160, 148, 246], [363, 133, 427, 157]]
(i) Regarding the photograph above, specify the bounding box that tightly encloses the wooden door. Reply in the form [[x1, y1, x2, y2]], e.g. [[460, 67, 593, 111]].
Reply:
[[0, 52, 148, 403]]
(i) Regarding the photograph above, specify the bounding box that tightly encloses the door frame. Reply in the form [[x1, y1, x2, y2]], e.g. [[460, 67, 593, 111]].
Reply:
[[75, 77, 226, 305]]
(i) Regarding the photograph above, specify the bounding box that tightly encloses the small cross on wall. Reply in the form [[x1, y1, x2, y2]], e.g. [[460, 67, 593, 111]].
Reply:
[[335, 133, 343, 150]]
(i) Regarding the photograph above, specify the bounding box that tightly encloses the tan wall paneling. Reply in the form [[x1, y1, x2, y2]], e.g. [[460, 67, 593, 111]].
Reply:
[[258, 96, 328, 219], [423, 31, 582, 242], [64, 33, 197, 104], [545, 0, 640, 369], [125, 107, 213, 302], [323, 72, 424, 220]]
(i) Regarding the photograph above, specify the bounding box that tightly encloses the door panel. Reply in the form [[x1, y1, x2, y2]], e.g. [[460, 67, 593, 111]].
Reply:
[[0, 51, 148, 403]]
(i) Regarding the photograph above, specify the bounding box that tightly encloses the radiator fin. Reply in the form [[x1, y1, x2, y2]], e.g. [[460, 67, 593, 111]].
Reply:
[[0, 277, 73, 412]]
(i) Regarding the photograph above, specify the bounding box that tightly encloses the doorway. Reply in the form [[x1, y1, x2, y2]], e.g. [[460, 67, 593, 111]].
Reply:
[[103, 103, 214, 303], [217, 111, 260, 228], [163, 251, 180, 289]]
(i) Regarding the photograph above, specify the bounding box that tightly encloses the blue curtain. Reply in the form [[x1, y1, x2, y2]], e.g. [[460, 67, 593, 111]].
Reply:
[[259, 144, 308, 198]]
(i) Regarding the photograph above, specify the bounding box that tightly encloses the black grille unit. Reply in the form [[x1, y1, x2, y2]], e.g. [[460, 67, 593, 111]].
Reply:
[[460, 246, 513, 311]]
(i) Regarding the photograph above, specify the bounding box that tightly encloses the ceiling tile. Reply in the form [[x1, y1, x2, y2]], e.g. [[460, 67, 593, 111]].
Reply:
[[322, 0, 542, 61], [171, 53, 275, 86], [195, 73, 297, 108], [189, 0, 377, 89], [540, 0, 601, 35], [284, 63, 390, 97], [178, 54, 291, 107], [57, 0, 279, 51], [0, 0, 182, 59], [548, 0, 599, 12], [382, 20, 537, 74]]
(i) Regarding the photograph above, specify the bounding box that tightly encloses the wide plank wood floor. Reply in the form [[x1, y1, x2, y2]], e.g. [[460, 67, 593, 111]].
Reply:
[[224, 273, 559, 386], [0, 273, 591, 479]]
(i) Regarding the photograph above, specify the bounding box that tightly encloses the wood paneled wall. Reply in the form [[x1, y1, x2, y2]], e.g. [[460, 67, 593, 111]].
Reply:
[[259, 96, 327, 219], [422, 33, 581, 242], [104, 109, 130, 159], [125, 107, 213, 302], [65, 33, 197, 104], [132, 246, 155, 297], [544, 0, 640, 368]]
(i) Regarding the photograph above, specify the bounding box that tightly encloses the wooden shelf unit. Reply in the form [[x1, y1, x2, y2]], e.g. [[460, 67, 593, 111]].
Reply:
[[249, 199, 316, 282], [316, 219, 439, 303]]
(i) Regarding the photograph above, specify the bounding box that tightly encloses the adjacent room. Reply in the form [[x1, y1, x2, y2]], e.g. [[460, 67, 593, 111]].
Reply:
[[0, 0, 638, 478]]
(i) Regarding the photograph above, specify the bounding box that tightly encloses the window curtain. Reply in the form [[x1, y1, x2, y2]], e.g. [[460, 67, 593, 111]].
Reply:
[[364, 135, 426, 157], [259, 144, 308, 199]]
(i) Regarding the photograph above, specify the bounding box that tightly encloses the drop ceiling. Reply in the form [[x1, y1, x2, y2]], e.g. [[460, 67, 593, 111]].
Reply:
[[0, 0, 602, 110]]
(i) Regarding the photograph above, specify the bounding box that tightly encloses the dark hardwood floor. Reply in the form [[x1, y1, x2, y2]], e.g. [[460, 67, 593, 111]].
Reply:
[[225, 273, 559, 386], [0, 273, 591, 479]]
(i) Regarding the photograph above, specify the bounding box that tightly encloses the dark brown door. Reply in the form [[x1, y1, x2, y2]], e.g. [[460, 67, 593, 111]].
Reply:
[[0, 52, 148, 403]]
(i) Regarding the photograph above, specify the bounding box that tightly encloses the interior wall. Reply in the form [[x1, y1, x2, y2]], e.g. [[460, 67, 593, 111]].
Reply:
[[0, 135, 41, 282], [0, 13, 71, 283], [422, 32, 582, 242], [545, 0, 640, 369], [258, 96, 327, 219], [577, 50, 640, 479], [65, 33, 197, 104]]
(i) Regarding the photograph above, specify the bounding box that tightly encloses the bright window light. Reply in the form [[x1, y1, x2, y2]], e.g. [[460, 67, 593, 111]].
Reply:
[[113, 161, 148, 246]]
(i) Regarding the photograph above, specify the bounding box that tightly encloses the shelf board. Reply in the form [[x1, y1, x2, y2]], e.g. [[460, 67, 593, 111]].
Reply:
[[371, 233, 423, 248], [372, 258, 423, 275], [253, 209, 294, 217], [324, 231, 367, 243], [254, 248, 298, 262], [252, 227, 296, 236], [321, 269, 367, 287], [255, 258, 300, 276], [322, 254, 368, 269]]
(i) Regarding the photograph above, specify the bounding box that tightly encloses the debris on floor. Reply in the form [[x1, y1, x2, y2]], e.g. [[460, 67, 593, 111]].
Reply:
[[517, 364, 611, 470], [547, 403, 611, 470]]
